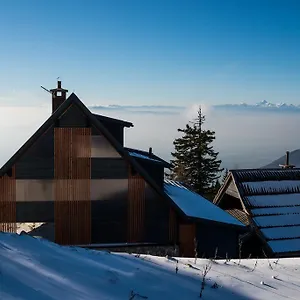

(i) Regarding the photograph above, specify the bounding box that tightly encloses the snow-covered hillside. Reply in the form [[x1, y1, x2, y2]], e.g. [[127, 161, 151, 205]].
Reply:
[[1, 233, 300, 300]]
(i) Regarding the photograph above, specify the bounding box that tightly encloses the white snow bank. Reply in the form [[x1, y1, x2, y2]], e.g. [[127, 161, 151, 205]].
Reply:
[[1, 233, 300, 300]]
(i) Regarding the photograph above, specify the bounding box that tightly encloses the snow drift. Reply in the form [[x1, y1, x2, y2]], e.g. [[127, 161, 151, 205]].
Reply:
[[0, 232, 300, 299]]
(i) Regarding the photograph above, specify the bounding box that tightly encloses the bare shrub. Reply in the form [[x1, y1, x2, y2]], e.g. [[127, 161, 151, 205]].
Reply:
[[129, 290, 148, 299], [199, 263, 212, 298]]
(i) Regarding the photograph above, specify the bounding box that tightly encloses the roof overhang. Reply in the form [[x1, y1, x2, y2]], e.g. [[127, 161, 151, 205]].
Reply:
[[92, 113, 133, 128]]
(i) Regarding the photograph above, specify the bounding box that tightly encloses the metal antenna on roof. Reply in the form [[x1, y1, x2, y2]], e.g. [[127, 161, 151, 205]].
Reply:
[[41, 86, 52, 94]]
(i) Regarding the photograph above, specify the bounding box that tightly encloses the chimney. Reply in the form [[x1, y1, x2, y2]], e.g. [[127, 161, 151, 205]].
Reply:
[[50, 80, 68, 113], [279, 150, 295, 169], [149, 147, 153, 156], [285, 151, 290, 166]]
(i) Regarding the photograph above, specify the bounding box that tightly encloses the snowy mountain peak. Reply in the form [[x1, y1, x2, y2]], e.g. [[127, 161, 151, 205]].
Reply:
[[218, 101, 300, 111], [255, 100, 277, 107], [258, 100, 269, 106]]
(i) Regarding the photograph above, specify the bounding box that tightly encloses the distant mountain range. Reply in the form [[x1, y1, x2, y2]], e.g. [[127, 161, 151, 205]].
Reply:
[[90, 100, 300, 115], [216, 100, 300, 112], [263, 149, 300, 168]]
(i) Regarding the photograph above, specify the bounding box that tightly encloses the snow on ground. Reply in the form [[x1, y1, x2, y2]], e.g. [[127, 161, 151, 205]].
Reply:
[[16, 223, 44, 234], [0, 233, 300, 300]]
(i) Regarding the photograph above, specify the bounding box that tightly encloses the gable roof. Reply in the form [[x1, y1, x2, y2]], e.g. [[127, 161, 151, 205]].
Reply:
[[214, 168, 300, 256], [164, 179, 245, 228], [0, 94, 186, 219]]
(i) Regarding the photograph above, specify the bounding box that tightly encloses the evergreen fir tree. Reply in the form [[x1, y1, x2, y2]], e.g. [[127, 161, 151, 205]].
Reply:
[[169, 106, 223, 195], [222, 168, 229, 184]]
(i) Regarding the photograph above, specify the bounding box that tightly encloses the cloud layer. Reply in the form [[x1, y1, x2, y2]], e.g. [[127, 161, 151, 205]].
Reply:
[[0, 102, 299, 170]]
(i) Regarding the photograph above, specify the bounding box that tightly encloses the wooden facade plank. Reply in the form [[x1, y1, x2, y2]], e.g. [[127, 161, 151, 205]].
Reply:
[[179, 223, 195, 257], [54, 128, 91, 245], [0, 166, 16, 233], [128, 167, 145, 242]]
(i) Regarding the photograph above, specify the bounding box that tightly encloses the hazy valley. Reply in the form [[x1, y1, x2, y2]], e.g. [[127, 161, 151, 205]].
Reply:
[[0, 101, 299, 170]]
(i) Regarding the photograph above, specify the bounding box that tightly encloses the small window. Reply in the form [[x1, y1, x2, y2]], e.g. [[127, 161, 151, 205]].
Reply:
[[56, 91, 62, 96]]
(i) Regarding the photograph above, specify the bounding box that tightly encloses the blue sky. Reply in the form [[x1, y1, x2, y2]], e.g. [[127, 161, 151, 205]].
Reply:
[[1, 0, 300, 106]]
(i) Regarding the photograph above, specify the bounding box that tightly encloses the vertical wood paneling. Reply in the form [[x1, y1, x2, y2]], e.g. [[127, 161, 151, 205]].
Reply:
[[179, 223, 195, 257], [54, 128, 91, 245], [0, 166, 16, 233], [128, 167, 145, 242], [169, 208, 177, 243]]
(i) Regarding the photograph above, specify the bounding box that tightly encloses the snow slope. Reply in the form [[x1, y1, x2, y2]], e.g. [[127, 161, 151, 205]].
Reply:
[[1, 233, 300, 300]]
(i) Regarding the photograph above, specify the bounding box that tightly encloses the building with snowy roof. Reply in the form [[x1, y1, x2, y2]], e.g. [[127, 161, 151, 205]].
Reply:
[[214, 169, 300, 258], [0, 80, 245, 258]]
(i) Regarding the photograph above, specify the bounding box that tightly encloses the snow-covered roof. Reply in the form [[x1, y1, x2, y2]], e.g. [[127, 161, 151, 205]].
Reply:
[[164, 179, 244, 227], [242, 180, 300, 194], [221, 169, 300, 255], [268, 239, 300, 254], [253, 214, 300, 227], [245, 193, 300, 207], [261, 226, 300, 240]]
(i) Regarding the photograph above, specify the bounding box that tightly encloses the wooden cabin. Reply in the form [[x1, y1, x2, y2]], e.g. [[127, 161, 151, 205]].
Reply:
[[214, 168, 300, 258], [0, 81, 245, 257]]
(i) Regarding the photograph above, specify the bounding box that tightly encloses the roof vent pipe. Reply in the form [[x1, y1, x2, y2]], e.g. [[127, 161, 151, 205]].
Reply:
[[279, 150, 295, 169], [285, 151, 290, 166]]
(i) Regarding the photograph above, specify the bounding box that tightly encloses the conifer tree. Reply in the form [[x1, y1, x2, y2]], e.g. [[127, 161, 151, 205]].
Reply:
[[169, 106, 223, 195], [222, 168, 229, 184]]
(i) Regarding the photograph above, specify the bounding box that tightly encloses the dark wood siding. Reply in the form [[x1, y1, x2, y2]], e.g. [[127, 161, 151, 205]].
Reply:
[[14, 127, 54, 223], [169, 208, 177, 243], [91, 158, 128, 179], [16, 201, 54, 222], [144, 184, 170, 243], [15, 160, 54, 179], [102, 122, 124, 146], [196, 222, 239, 258], [136, 159, 164, 187], [241, 233, 265, 258], [91, 179, 128, 243], [57, 104, 89, 127], [15, 127, 54, 179], [92, 122, 124, 146]]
